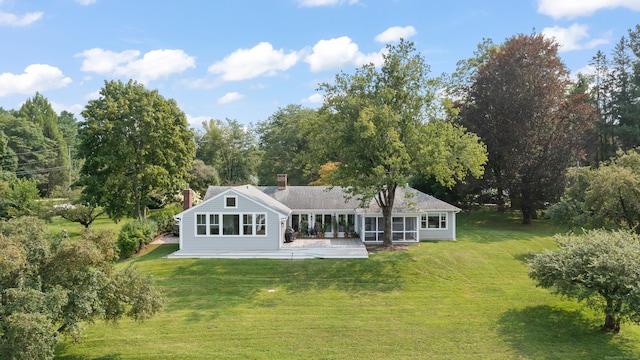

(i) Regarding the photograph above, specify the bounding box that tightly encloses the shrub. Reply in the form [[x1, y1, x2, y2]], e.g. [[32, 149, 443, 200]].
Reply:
[[117, 220, 157, 259]]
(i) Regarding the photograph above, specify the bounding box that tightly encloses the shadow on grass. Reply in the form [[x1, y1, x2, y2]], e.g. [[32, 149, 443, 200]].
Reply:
[[154, 249, 414, 316], [498, 305, 637, 359]]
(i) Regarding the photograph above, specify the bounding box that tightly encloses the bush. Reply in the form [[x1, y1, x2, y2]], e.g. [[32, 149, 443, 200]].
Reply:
[[148, 205, 180, 234], [117, 220, 157, 259]]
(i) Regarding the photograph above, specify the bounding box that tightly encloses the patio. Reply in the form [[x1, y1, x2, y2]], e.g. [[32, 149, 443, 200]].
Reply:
[[162, 236, 369, 259]]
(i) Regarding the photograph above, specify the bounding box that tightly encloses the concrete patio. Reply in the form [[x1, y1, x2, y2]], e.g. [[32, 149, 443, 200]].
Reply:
[[161, 236, 369, 259]]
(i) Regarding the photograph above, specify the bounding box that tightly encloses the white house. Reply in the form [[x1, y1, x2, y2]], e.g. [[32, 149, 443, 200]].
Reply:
[[170, 175, 460, 258]]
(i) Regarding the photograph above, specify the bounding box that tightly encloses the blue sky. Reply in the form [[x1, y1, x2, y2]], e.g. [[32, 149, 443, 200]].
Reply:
[[1, 0, 639, 128]]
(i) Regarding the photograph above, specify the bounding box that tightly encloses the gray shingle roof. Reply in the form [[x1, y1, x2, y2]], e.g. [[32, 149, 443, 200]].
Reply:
[[203, 185, 459, 214]]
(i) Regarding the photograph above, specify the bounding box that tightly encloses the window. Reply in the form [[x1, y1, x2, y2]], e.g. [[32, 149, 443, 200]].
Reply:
[[209, 214, 220, 235], [196, 214, 207, 235], [243, 214, 253, 235], [225, 196, 237, 208], [364, 216, 417, 242], [421, 213, 447, 229], [256, 214, 266, 235], [223, 214, 240, 235], [195, 212, 267, 236]]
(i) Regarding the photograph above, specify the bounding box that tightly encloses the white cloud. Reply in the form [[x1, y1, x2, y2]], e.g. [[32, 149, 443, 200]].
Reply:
[[375, 26, 417, 43], [296, 0, 358, 7], [537, 0, 640, 19], [542, 24, 610, 52], [76, 0, 96, 5], [217, 92, 244, 104], [186, 114, 212, 127], [302, 93, 324, 104], [304, 36, 383, 72], [208, 42, 299, 81], [50, 101, 84, 116], [77, 48, 196, 84], [0, 64, 72, 97], [0, 11, 42, 26]]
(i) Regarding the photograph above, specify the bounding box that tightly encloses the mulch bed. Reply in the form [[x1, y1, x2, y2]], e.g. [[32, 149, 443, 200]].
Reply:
[[365, 244, 409, 253]]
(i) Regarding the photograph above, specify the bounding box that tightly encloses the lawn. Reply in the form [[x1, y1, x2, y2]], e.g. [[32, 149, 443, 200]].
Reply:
[[55, 209, 640, 359]]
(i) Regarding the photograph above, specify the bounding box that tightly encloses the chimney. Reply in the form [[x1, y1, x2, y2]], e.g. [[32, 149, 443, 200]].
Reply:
[[277, 174, 287, 190], [183, 188, 193, 210]]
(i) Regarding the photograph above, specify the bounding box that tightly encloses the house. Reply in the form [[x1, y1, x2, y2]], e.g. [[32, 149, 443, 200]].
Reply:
[[169, 175, 460, 259]]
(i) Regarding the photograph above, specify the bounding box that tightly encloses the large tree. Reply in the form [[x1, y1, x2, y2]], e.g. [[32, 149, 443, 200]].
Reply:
[[458, 33, 597, 223], [319, 39, 487, 246], [195, 118, 261, 185], [0, 217, 163, 359], [256, 105, 322, 185], [78, 80, 195, 221], [529, 229, 640, 333], [20, 93, 69, 193]]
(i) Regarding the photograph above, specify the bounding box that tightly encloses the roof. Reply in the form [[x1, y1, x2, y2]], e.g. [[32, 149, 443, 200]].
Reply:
[[202, 185, 460, 214], [357, 187, 461, 214]]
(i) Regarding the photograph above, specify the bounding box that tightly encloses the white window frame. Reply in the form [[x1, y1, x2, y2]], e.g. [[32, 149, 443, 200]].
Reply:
[[421, 212, 448, 230], [195, 212, 267, 237], [224, 196, 237, 208]]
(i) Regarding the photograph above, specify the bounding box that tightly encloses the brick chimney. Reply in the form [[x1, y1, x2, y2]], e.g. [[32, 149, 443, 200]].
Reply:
[[277, 174, 287, 190], [183, 188, 193, 210]]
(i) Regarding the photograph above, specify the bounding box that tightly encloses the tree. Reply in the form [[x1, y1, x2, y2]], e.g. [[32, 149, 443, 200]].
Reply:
[[548, 148, 640, 231], [57, 203, 105, 228], [20, 93, 69, 193], [529, 229, 640, 333], [188, 159, 220, 196], [77, 80, 196, 221], [319, 39, 487, 246], [457, 33, 597, 223], [1, 177, 42, 219], [256, 105, 322, 185], [0, 111, 57, 187], [0, 217, 163, 359], [195, 119, 261, 185]]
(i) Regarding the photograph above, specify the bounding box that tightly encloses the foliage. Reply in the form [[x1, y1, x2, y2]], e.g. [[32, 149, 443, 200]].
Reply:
[[188, 159, 220, 195], [58, 211, 640, 359], [56, 203, 105, 229], [19, 93, 69, 193], [148, 205, 181, 233], [256, 105, 322, 185], [0, 110, 57, 188], [77, 80, 195, 221], [117, 219, 158, 259], [1, 177, 42, 219], [319, 39, 487, 246], [548, 149, 640, 231], [308, 161, 340, 185], [529, 229, 640, 333], [0, 217, 163, 359], [457, 33, 597, 223], [195, 118, 261, 185]]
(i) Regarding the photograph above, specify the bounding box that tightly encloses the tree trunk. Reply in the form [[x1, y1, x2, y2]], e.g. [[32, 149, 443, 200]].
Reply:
[[521, 205, 533, 225], [603, 314, 621, 333], [380, 184, 396, 247], [603, 298, 622, 333], [382, 204, 393, 247]]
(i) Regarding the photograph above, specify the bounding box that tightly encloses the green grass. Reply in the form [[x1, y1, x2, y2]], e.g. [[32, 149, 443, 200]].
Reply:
[[55, 209, 640, 359], [48, 214, 127, 239]]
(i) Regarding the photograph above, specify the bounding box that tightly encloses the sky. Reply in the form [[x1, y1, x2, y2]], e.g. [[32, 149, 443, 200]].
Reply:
[[0, 0, 639, 128]]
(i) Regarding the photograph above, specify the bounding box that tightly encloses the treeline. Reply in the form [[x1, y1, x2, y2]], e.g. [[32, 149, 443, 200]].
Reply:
[[1, 27, 640, 225]]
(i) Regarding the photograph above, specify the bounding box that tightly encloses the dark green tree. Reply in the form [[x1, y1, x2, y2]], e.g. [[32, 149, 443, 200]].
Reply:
[[78, 80, 195, 221], [195, 119, 261, 185], [20, 93, 69, 193], [256, 105, 321, 185], [188, 159, 220, 196], [319, 39, 487, 246]]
